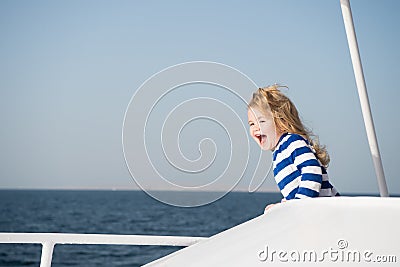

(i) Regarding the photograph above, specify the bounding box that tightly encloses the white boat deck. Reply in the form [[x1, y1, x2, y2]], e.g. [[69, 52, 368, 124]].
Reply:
[[145, 196, 399, 266]]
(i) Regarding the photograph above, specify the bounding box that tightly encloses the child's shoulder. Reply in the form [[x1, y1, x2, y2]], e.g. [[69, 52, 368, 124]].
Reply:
[[284, 132, 308, 144], [275, 133, 308, 154]]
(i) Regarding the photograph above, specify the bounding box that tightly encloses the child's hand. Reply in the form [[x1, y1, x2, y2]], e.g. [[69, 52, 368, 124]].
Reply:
[[263, 203, 276, 214], [264, 199, 286, 214]]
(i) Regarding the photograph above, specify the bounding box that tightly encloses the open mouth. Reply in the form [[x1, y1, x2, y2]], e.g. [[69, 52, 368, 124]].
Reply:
[[255, 134, 266, 145]]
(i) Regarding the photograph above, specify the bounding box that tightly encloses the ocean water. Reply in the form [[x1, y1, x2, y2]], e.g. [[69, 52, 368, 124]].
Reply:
[[0, 190, 281, 267]]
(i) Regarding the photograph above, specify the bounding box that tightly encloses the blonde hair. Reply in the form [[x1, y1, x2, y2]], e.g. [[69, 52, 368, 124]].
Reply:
[[248, 84, 330, 167]]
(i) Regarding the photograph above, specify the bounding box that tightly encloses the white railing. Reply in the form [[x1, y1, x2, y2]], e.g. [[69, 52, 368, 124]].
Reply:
[[0, 232, 207, 267]]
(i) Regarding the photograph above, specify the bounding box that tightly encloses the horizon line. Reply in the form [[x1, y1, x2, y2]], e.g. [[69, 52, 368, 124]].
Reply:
[[0, 187, 389, 196]]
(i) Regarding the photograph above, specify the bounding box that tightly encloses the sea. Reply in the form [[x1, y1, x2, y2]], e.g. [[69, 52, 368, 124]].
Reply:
[[0, 190, 282, 267]]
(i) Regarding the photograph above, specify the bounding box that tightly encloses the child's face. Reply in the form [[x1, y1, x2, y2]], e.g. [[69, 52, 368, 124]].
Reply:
[[247, 107, 279, 151]]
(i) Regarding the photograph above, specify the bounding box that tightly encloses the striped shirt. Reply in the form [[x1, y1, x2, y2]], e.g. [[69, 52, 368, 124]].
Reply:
[[272, 133, 339, 200]]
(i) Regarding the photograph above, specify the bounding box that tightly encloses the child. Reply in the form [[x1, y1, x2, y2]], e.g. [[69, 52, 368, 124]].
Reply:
[[247, 85, 339, 213]]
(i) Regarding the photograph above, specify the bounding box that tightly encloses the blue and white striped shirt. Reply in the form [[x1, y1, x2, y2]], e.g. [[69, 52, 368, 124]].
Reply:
[[272, 133, 339, 200]]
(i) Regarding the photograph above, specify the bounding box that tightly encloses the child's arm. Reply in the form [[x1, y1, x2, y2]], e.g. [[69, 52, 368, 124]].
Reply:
[[291, 139, 323, 199]]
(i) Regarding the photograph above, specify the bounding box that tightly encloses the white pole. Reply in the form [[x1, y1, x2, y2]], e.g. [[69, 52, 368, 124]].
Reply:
[[40, 242, 54, 267], [339, 0, 389, 197]]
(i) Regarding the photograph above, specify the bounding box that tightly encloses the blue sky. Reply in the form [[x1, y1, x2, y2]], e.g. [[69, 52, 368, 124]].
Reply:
[[0, 0, 399, 195]]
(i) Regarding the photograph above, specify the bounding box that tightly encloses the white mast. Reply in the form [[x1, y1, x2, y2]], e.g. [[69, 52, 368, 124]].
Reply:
[[340, 0, 389, 197]]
